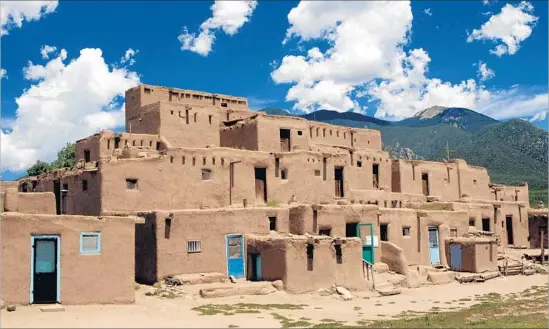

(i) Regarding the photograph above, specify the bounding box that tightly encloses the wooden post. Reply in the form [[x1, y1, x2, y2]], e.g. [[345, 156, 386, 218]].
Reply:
[[540, 230, 545, 261]]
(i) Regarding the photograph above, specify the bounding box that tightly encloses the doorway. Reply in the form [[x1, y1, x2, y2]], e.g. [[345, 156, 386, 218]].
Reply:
[[482, 218, 491, 232], [280, 129, 291, 152], [372, 164, 379, 189], [226, 234, 245, 278], [254, 168, 267, 203], [428, 226, 440, 265], [506, 216, 514, 245], [357, 223, 374, 264], [249, 253, 262, 281], [54, 181, 61, 215], [334, 167, 344, 198], [421, 173, 430, 196], [31, 235, 60, 304], [380, 224, 388, 241]]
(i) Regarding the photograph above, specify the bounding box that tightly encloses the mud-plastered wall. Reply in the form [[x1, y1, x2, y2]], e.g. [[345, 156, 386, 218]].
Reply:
[[256, 116, 310, 152], [1, 213, 135, 305]]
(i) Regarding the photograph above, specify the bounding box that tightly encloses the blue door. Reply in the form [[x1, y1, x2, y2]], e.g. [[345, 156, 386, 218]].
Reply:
[[226, 234, 245, 278], [357, 223, 375, 264], [428, 226, 440, 265], [450, 243, 462, 271], [31, 235, 60, 304]]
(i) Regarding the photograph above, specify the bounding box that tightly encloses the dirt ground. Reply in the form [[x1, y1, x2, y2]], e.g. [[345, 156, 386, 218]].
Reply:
[[1, 274, 547, 328]]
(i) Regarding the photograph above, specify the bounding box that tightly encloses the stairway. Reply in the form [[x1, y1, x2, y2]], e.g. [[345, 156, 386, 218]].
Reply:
[[498, 257, 524, 276]]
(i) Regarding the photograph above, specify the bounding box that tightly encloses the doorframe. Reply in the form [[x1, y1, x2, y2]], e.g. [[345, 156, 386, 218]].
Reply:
[[225, 234, 245, 278], [30, 235, 61, 304], [357, 223, 375, 264], [427, 226, 440, 265]]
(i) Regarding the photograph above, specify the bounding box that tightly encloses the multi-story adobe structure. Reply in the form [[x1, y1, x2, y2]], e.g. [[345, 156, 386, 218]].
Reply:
[[4, 83, 539, 304]]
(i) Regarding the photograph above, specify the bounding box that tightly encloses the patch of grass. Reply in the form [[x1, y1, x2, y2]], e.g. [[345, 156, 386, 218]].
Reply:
[[359, 285, 548, 328], [228, 325, 239, 328], [353, 306, 361, 311], [459, 298, 472, 302], [272, 313, 313, 328], [193, 303, 306, 316], [375, 303, 383, 306]]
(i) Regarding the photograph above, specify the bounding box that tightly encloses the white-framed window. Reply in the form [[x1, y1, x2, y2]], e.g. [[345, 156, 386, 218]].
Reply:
[[187, 240, 202, 253], [80, 232, 101, 255]]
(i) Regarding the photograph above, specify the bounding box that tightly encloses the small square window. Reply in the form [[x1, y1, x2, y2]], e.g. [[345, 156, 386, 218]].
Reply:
[[82, 180, 88, 191], [469, 219, 475, 227], [126, 179, 138, 190], [450, 228, 458, 237], [202, 169, 211, 180], [357, 161, 362, 168], [281, 169, 288, 180], [80, 232, 101, 255], [269, 216, 277, 231], [314, 169, 321, 176], [319, 228, 331, 236], [187, 240, 202, 253], [473, 179, 477, 186], [402, 227, 411, 236], [297, 130, 303, 136]]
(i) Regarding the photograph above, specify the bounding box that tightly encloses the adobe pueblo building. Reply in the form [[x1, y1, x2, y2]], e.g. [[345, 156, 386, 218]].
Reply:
[[3, 83, 544, 305]]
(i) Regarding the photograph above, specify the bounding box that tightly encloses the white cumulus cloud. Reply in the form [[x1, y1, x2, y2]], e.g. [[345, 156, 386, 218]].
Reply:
[[40, 45, 57, 59], [178, 1, 257, 56], [1, 47, 140, 172], [120, 48, 139, 66], [271, 1, 413, 113], [467, 1, 538, 56], [0, 1, 58, 36], [0, 68, 7, 79], [476, 61, 495, 81], [424, 8, 433, 16]]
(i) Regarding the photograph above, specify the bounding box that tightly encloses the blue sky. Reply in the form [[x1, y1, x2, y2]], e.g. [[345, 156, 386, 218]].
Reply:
[[1, 0, 547, 180]]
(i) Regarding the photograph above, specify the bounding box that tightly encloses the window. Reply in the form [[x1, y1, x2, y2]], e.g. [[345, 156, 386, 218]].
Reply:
[[314, 169, 321, 176], [357, 161, 362, 168], [297, 130, 303, 136], [402, 227, 411, 236], [319, 228, 332, 236], [82, 180, 88, 191], [221, 103, 228, 107], [450, 228, 458, 237], [473, 179, 477, 187], [194, 113, 197, 123], [269, 216, 277, 231], [126, 179, 138, 190], [469, 219, 475, 227], [144, 88, 151, 94], [281, 169, 288, 180], [202, 169, 211, 180], [187, 240, 202, 253], [80, 232, 101, 255], [84, 149, 91, 163], [209, 115, 213, 125]]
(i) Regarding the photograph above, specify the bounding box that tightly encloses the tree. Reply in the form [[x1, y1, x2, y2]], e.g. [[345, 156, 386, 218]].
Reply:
[[51, 143, 76, 169], [27, 160, 51, 177], [26, 142, 76, 176]]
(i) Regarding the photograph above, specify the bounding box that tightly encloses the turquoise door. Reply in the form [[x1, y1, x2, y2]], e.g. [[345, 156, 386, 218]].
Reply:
[[357, 223, 375, 264], [428, 226, 440, 265], [226, 234, 245, 278], [450, 243, 462, 271], [31, 235, 60, 304]]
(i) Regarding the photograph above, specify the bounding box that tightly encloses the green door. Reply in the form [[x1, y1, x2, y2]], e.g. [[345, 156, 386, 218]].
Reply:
[[357, 223, 375, 264]]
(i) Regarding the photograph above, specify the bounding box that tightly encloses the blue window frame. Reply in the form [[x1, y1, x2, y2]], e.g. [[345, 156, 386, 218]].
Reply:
[[80, 232, 101, 255]]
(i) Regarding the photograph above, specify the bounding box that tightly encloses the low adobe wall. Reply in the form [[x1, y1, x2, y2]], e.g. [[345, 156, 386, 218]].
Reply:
[[1, 213, 135, 305], [3, 188, 56, 214], [247, 235, 365, 294]]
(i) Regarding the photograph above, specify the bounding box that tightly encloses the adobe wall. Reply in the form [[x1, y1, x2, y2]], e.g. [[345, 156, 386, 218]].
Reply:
[[150, 208, 288, 280], [220, 118, 259, 150], [348, 149, 392, 191], [528, 209, 548, 248], [1, 213, 135, 305], [100, 148, 343, 212], [391, 160, 460, 199], [454, 160, 491, 200], [248, 235, 365, 293], [493, 183, 529, 204], [125, 84, 248, 122], [495, 202, 529, 248], [257, 115, 310, 152], [1, 181, 19, 191], [378, 208, 469, 267], [308, 122, 381, 151], [3, 188, 56, 214], [348, 189, 427, 208], [246, 236, 287, 282]]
